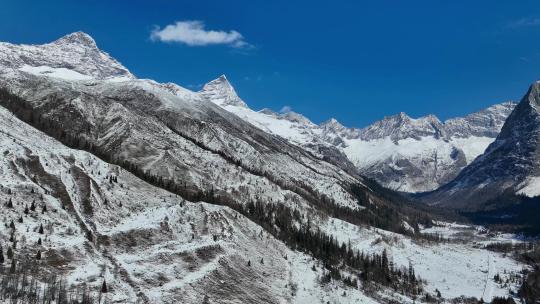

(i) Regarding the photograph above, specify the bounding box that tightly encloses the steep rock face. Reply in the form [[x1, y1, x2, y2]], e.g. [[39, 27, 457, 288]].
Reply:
[[357, 113, 445, 142], [445, 102, 517, 138], [199, 75, 248, 107], [425, 82, 540, 209]]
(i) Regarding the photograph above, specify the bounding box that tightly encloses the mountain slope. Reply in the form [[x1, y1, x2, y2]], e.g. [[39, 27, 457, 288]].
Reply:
[[204, 77, 515, 192], [424, 81, 540, 210], [0, 104, 386, 303]]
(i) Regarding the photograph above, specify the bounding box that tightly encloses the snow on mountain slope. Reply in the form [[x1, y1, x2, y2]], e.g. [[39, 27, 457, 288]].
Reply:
[[0, 105, 385, 303], [0, 72, 362, 212], [201, 75, 516, 192], [425, 81, 540, 209]]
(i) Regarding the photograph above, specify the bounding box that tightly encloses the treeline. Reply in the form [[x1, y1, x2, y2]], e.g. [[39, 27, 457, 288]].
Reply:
[[0, 258, 108, 304], [485, 241, 540, 303], [519, 244, 540, 303], [237, 200, 423, 296]]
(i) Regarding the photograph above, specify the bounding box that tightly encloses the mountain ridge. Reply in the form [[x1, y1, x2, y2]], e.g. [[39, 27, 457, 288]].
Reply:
[[201, 72, 516, 192]]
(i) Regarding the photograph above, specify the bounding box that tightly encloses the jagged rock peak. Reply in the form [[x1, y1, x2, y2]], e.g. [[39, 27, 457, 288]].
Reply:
[[52, 31, 97, 48], [200, 75, 248, 107], [320, 118, 346, 130], [280, 111, 314, 125], [0, 31, 133, 79]]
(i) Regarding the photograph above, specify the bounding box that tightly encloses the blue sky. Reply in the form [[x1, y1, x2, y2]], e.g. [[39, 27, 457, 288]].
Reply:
[[1, 1, 539, 127]]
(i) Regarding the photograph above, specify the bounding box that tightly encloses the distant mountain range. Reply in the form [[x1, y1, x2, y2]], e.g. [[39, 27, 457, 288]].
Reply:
[[203, 76, 516, 192]]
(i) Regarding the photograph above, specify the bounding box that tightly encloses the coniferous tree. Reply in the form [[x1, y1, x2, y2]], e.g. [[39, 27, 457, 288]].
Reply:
[[38, 223, 44, 234], [0, 245, 4, 264], [35, 250, 41, 260], [9, 258, 16, 273], [101, 280, 108, 293], [30, 200, 36, 211]]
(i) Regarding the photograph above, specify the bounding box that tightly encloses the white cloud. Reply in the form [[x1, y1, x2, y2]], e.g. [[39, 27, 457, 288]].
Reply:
[[151, 20, 249, 48], [280, 105, 292, 113], [506, 17, 540, 29]]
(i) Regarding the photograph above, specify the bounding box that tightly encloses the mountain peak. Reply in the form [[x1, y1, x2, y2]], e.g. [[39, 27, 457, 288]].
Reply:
[[321, 118, 346, 131], [53, 31, 97, 48], [0, 32, 133, 79], [200, 75, 248, 108]]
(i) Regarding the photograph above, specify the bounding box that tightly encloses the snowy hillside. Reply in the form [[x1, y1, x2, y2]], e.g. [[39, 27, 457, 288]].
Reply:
[[0, 106, 384, 303]]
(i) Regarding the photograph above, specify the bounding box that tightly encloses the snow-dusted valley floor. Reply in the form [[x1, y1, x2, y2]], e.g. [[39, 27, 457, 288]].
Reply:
[[323, 219, 526, 302], [0, 105, 528, 303]]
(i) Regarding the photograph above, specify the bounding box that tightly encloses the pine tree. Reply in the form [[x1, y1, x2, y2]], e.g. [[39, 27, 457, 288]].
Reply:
[[24, 205, 29, 214], [38, 223, 44, 234], [247, 260, 251, 267], [9, 258, 16, 273], [37, 238, 42, 246], [7, 247, 13, 259], [42, 205, 47, 213], [0, 245, 4, 264], [18, 216, 23, 223], [101, 280, 108, 293], [35, 250, 41, 260], [7, 198, 13, 208], [9, 220, 15, 229], [30, 200, 36, 211]]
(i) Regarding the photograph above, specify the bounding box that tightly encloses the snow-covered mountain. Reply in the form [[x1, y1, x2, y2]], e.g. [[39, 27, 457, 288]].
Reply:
[[0, 31, 133, 80], [202, 76, 516, 192], [424, 81, 540, 210], [0, 32, 527, 303]]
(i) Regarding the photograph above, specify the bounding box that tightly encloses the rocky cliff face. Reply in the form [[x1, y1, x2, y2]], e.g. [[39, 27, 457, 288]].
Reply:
[[424, 82, 540, 209]]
